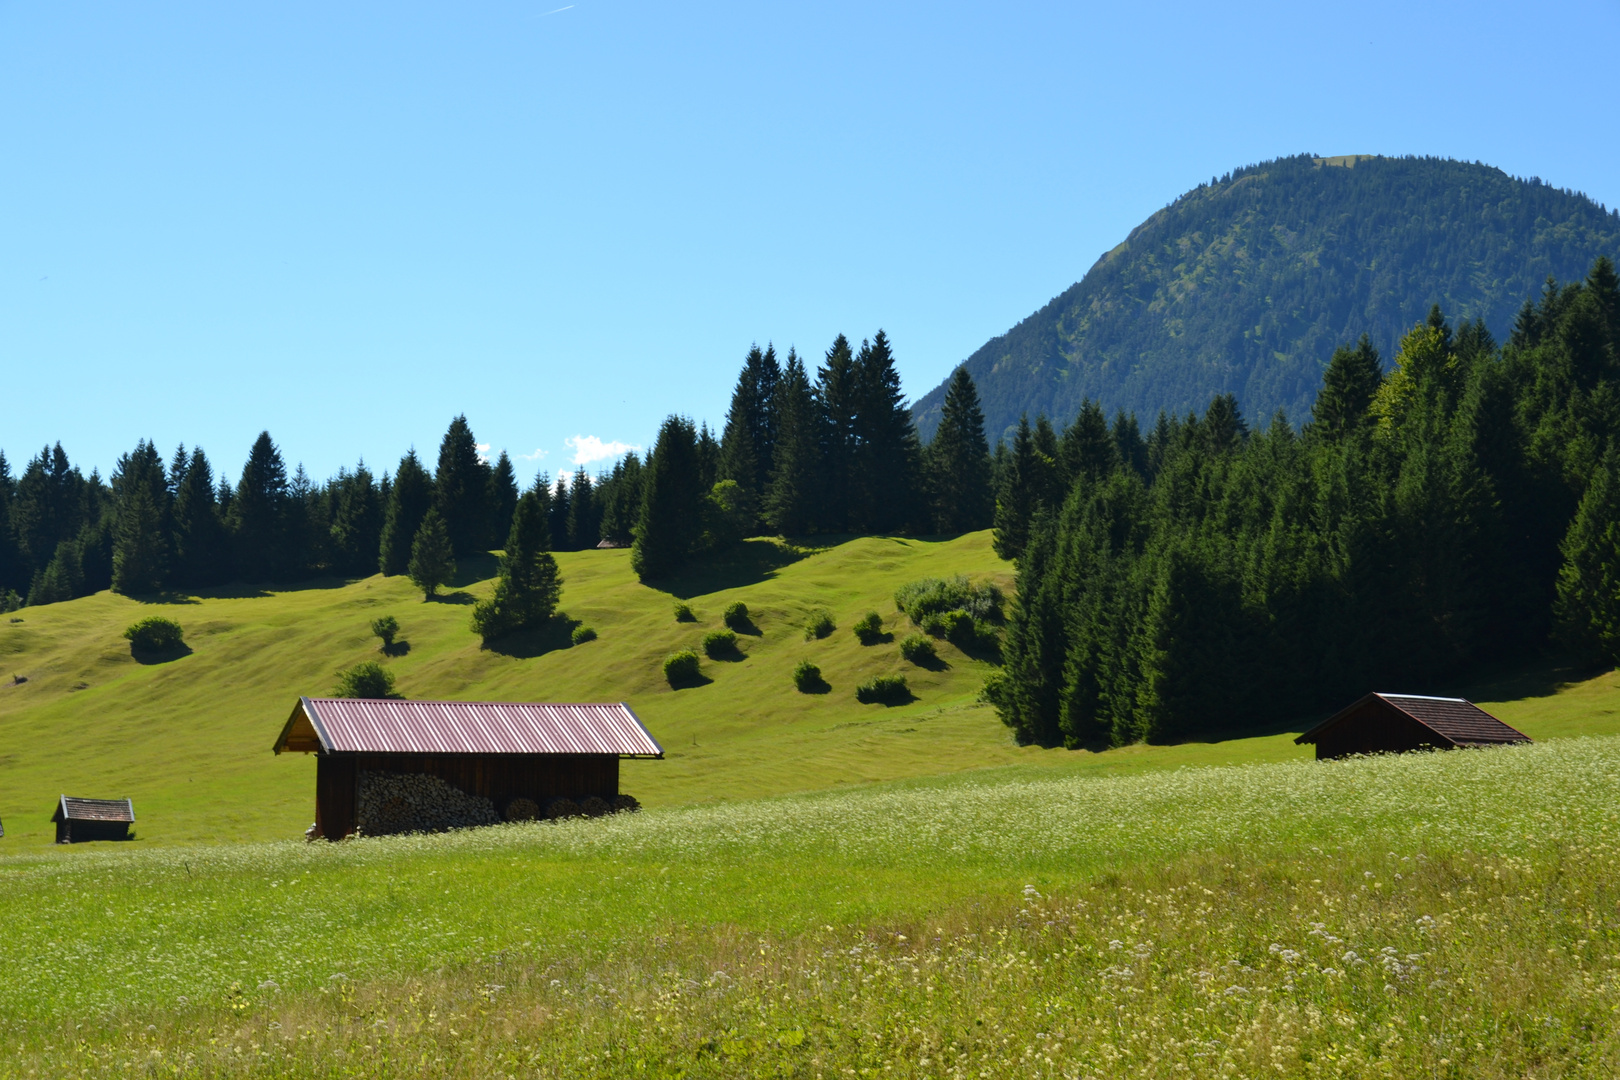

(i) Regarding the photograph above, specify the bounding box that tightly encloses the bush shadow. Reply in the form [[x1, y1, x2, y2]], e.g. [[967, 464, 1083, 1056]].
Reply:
[[430, 590, 478, 606], [908, 653, 951, 673], [131, 643, 193, 666], [381, 640, 412, 658], [666, 672, 714, 690], [726, 615, 763, 636], [856, 631, 894, 647], [796, 676, 832, 695], [482, 614, 582, 659], [859, 688, 917, 707], [661, 539, 812, 599], [705, 643, 747, 663]]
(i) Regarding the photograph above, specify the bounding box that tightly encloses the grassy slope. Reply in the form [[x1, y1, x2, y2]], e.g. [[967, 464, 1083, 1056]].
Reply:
[[4, 528, 1619, 848]]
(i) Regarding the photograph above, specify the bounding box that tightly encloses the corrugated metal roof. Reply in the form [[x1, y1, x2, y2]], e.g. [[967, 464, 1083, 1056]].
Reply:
[[57, 796, 135, 823], [282, 698, 663, 757], [1377, 694, 1531, 746]]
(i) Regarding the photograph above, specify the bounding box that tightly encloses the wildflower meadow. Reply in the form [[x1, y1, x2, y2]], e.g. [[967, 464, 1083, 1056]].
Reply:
[[3, 737, 1618, 1077]]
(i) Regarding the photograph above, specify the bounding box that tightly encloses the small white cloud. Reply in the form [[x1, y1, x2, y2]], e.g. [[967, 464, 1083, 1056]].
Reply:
[[517, 448, 549, 462], [566, 435, 641, 466], [475, 442, 491, 464]]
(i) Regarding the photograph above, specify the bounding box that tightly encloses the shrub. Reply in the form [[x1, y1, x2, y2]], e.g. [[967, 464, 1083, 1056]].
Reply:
[[571, 626, 597, 645], [804, 609, 835, 640], [702, 628, 738, 658], [855, 673, 910, 705], [544, 797, 582, 820], [673, 602, 696, 623], [921, 609, 1002, 651], [504, 797, 540, 822], [370, 615, 399, 650], [792, 658, 826, 692], [611, 793, 641, 813], [579, 795, 612, 818], [123, 616, 185, 652], [899, 633, 936, 664], [853, 611, 886, 645], [663, 649, 701, 686], [333, 660, 396, 699], [894, 575, 1004, 626], [723, 600, 749, 630]]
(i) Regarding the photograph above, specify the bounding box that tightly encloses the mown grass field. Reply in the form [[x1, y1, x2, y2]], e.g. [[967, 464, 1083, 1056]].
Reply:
[[6, 529, 1619, 850], [2, 738, 1617, 1077]]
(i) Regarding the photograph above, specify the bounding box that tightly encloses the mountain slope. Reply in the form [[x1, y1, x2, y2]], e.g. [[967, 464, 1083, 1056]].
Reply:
[[914, 154, 1620, 442]]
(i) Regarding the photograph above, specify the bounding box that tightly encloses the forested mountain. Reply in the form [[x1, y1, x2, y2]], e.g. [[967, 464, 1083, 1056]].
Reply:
[[913, 155, 1620, 443]]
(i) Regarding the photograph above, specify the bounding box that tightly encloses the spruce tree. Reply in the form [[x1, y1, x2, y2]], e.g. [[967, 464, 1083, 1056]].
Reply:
[[765, 350, 821, 535], [1312, 334, 1383, 439], [719, 343, 782, 521], [378, 450, 434, 575], [230, 431, 289, 582], [925, 367, 993, 533], [815, 334, 857, 533], [111, 483, 168, 595], [632, 416, 704, 580], [597, 453, 644, 544], [567, 469, 599, 550], [548, 474, 571, 551], [1031, 416, 1065, 506], [434, 416, 493, 556], [0, 451, 22, 594], [848, 330, 920, 533], [12, 444, 86, 583], [487, 451, 519, 549], [1555, 449, 1620, 663], [695, 424, 721, 490], [471, 489, 562, 641], [328, 462, 384, 577], [172, 448, 225, 587], [407, 508, 456, 599], [1059, 399, 1118, 487]]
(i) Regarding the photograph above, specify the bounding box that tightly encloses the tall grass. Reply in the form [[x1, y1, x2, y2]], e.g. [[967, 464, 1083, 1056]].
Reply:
[[3, 738, 1619, 1076]]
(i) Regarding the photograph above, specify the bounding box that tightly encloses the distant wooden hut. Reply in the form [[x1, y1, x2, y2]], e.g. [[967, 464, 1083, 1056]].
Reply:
[[272, 697, 663, 840], [52, 797, 135, 843], [1296, 693, 1531, 760]]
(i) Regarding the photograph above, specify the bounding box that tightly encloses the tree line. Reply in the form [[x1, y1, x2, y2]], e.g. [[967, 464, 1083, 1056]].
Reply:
[[990, 256, 1620, 747], [0, 329, 1001, 605]]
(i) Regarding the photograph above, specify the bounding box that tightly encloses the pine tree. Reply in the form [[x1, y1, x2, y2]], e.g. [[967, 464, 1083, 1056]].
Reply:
[[849, 330, 920, 533], [925, 368, 993, 533], [378, 450, 434, 576], [1059, 399, 1118, 487], [1312, 334, 1384, 439], [0, 451, 22, 594], [632, 416, 704, 581], [567, 469, 599, 550], [471, 489, 562, 641], [1031, 416, 1064, 506], [285, 463, 322, 579], [230, 432, 289, 582], [719, 343, 781, 522], [815, 334, 858, 533], [486, 451, 519, 549], [172, 448, 226, 587], [328, 462, 384, 577], [433, 415, 493, 555], [765, 350, 821, 536], [408, 508, 456, 599], [695, 424, 721, 490], [597, 453, 645, 544], [111, 482, 169, 595], [1555, 449, 1620, 663], [548, 474, 571, 550], [12, 444, 86, 584], [993, 416, 1053, 560]]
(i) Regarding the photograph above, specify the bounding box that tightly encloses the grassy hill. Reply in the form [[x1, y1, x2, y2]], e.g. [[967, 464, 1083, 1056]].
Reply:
[[913, 154, 1620, 441], [4, 529, 1620, 848]]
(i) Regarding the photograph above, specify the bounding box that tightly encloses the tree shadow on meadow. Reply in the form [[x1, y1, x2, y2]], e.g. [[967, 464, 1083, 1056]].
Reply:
[[428, 590, 478, 606], [380, 640, 412, 658], [661, 538, 813, 600], [130, 642, 193, 666], [482, 614, 582, 659]]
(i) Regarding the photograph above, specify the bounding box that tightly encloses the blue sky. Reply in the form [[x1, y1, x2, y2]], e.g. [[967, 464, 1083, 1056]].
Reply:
[[3, 0, 1618, 484]]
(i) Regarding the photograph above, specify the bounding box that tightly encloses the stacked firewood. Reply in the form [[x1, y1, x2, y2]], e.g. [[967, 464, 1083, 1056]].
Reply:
[[356, 771, 500, 836]]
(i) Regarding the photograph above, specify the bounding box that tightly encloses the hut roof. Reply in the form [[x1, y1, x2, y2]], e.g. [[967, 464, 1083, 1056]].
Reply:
[[1296, 693, 1531, 748], [273, 697, 664, 758], [53, 796, 135, 824]]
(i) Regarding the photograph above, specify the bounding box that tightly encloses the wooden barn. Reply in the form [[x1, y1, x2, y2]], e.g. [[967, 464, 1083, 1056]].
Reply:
[[1296, 693, 1531, 760], [272, 697, 663, 840], [52, 796, 135, 843]]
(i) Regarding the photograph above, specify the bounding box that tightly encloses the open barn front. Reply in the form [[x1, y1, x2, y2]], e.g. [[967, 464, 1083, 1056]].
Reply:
[[276, 698, 662, 840]]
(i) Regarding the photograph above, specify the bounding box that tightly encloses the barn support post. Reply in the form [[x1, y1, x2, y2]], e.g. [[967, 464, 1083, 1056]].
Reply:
[[315, 755, 358, 841]]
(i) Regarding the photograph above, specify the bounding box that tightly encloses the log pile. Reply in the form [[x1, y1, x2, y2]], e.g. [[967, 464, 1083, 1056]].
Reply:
[[356, 771, 500, 836]]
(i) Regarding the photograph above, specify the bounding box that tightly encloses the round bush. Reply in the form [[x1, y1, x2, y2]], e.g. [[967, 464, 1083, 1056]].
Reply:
[[505, 797, 540, 822], [370, 615, 400, 648], [855, 673, 909, 705], [723, 600, 749, 630], [544, 797, 582, 820], [792, 658, 825, 693], [571, 625, 597, 645], [123, 616, 185, 652], [804, 610, 835, 640], [611, 793, 641, 813], [672, 602, 696, 622], [579, 795, 611, 818], [702, 628, 738, 658], [333, 660, 396, 699], [899, 633, 936, 664], [663, 649, 701, 686], [853, 611, 885, 645]]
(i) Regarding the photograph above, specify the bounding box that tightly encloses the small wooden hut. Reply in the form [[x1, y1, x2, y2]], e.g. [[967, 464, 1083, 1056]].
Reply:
[[52, 796, 135, 843], [272, 697, 663, 840], [1296, 693, 1531, 760]]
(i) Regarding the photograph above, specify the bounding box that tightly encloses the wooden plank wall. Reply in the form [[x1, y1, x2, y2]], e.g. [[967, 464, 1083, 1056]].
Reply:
[[1313, 700, 1448, 760], [352, 752, 619, 807]]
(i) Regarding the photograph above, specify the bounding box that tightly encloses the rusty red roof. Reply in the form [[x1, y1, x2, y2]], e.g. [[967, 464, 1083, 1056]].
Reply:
[[1297, 693, 1530, 748], [275, 698, 663, 757], [54, 796, 135, 823]]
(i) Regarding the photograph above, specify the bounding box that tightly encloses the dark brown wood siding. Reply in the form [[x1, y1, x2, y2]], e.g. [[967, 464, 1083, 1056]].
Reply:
[[54, 820, 132, 844], [313, 752, 619, 840], [1311, 699, 1453, 760]]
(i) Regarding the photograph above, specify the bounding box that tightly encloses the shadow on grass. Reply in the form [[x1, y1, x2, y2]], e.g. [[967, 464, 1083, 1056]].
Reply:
[[131, 643, 193, 665], [429, 590, 478, 606], [857, 688, 917, 707], [659, 538, 813, 599], [795, 675, 832, 695], [666, 672, 714, 690], [482, 614, 583, 659], [451, 554, 499, 589], [381, 640, 412, 658], [704, 642, 747, 663], [856, 631, 894, 647], [907, 653, 951, 673], [726, 615, 762, 636]]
